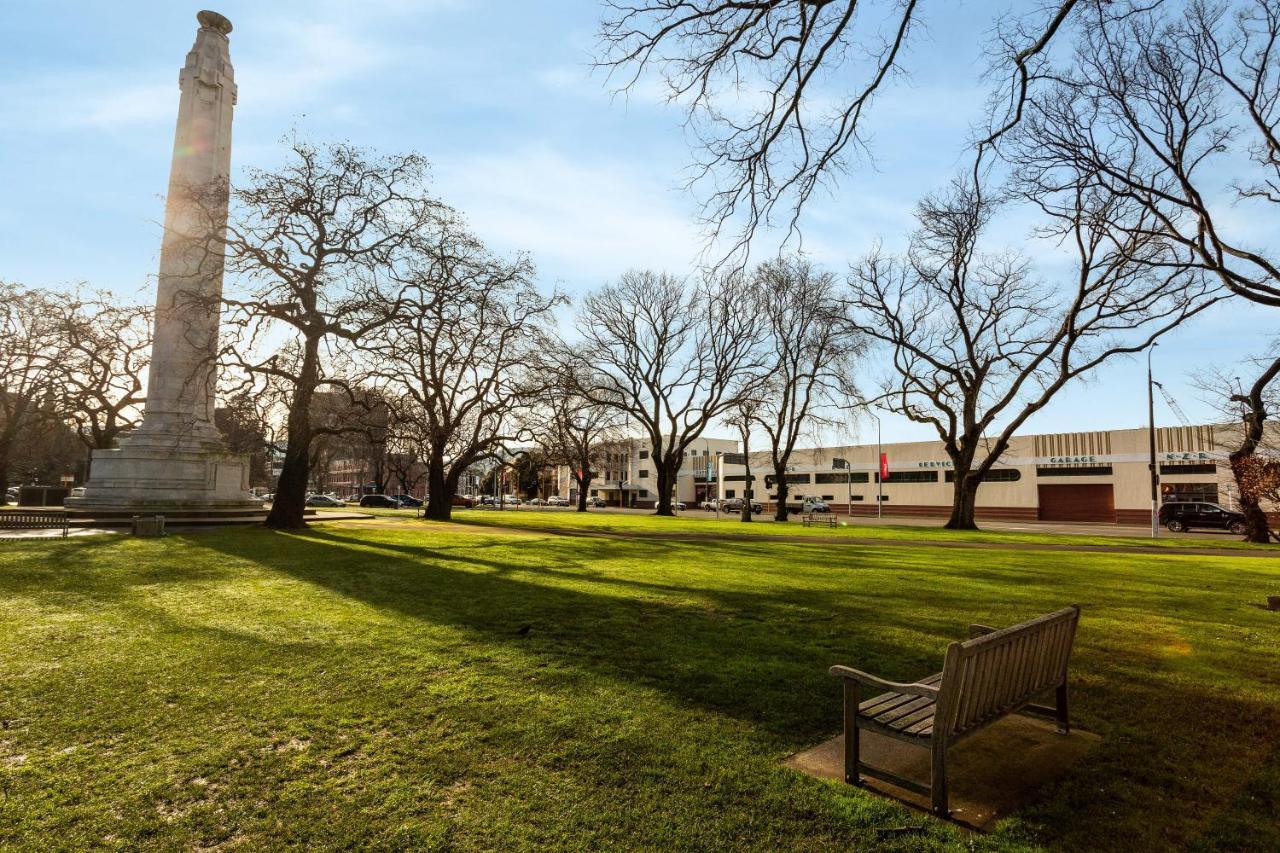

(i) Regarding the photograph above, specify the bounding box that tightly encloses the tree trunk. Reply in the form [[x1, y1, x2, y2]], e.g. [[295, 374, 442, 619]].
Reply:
[[654, 464, 675, 516], [774, 466, 789, 522], [265, 341, 319, 530], [575, 473, 592, 511], [423, 453, 453, 521], [945, 471, 980, 530], [267, 439, 311, 528]]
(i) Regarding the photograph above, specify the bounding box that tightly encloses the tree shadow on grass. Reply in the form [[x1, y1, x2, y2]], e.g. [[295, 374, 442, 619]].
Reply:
[[187, 526, 1280, 848]]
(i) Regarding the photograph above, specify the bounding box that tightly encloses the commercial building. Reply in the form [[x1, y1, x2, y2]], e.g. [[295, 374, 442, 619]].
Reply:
[[551, 437, 739, 507], [717, 423, 1271, 524]]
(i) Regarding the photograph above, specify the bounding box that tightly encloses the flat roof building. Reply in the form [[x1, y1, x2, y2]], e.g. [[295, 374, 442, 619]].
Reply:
[[717, 423, 1272, 524]]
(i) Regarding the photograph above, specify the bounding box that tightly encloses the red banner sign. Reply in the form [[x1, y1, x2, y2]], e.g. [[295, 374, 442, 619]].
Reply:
[[879, 453, 890, 479]]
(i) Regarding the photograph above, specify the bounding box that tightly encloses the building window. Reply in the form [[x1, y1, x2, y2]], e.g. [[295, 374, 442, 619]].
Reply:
[[725, 489, 736, 498], [822, 495, 835, 501], [590, 490, 598, 497], [765, 473, 811, 487], [816, 472, 870, 484], [1160, 463, 1217, 475], [638, 489, 649, 498], [639, 450, 648, 459], [724, 475, 756, 482], [1162, 482, 1218, 503], [944, 469, 1022, 483], [638, 469, 649, 478], [1036, 466, 1113, 477], [876, 471, 939, 483]]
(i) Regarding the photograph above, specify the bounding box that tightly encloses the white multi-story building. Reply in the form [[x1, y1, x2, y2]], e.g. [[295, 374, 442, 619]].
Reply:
[[550, 436, 739, 508]]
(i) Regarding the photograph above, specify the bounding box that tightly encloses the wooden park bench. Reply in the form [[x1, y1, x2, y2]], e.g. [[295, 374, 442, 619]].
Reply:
[[802, 511, 837, 528], [0, 511, 69, 537], [829, 605, 1080, 817]]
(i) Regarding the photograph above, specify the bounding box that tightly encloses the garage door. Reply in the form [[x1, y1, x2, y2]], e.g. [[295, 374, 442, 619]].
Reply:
[[1037, 484, 1115, 523]]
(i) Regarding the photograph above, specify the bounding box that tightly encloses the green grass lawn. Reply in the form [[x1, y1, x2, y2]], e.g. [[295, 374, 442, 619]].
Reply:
[[426, 507, 1274, 551], [2, 521, 1279, 850]]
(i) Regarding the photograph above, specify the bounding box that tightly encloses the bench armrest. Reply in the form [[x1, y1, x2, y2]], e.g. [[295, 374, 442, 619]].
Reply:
[[828, 665, 939, 698], [969, 624, 998, 638]]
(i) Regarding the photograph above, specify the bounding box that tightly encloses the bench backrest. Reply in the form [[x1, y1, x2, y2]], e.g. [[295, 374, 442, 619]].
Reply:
[[935, 605, 1080, 740]]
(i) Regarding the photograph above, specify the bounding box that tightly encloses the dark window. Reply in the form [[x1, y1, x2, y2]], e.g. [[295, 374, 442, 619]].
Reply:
[[944, 469, 1022, 483], [822, 495, 835, 501], [1160, 463, 1217, 475], [724, 475, 757, 482], [1036, 466, 1113, 477], [638, 450, 648, 459], [816, 472, 870, 484], [765, 473, 811, 487], [722, 453, 746, 465], [725, 489, 736, 498], [876, 470, 939, 483], [638, 469, 649, 479], [1162, 482, 1218, 503], [850, 495, 864, 501], [638, 489, 649, 498]]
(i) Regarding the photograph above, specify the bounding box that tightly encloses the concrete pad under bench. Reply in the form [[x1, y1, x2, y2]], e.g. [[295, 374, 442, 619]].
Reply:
[[784, 713, 1099, 831]]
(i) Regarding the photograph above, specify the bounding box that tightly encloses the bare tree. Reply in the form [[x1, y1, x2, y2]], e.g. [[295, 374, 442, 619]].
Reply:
[[1195, 344, 1280, 543], [723, 393, 763, 521], [575, 269, 765, 516], [848, 177, 1216, 529], [598, 1, 1084, 257], [534, 371, 628, 512], [1011, 0, 1280, 308], [0, 284, 62, 504], [49, 292, 151, 458], [751, 257, 859, 520], [368, 230, 562, 522], [219, 140, 447, 528]]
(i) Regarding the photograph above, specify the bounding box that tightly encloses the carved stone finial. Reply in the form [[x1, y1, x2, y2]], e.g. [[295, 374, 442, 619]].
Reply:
[[197, 10, 233, 35]]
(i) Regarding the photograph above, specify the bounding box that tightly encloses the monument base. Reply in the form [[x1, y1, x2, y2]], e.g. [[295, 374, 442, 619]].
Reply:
[[66, 438, 266, 522]]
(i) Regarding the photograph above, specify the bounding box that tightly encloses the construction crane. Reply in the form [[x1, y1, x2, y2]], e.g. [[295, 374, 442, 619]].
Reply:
[[1152, 380, 1192, 427]]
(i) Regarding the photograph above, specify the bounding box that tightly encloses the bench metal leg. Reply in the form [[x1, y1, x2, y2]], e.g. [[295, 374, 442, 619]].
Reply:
[[1056, 683, 1070, 734], [930, 741, 949, 817], [842, 680, 861, 785]]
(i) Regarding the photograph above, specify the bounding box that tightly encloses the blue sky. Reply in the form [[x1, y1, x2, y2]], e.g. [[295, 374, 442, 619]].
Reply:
[[0, 0, 1268, 445]]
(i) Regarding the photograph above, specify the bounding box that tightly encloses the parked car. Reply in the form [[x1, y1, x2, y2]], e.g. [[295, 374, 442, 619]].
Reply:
[[674, 501, 687, 510], [359, 494, 403, 509], [392, 494, 423, 508], [584, 496, 607, 508], [525, 497, 545, 506], [721, 498, 764, 514], [699, 499, 719, 511], [546, 496, 569, 507], [305, 494, 346, 507], [452, 495, 475, 508], [800, 498, 830, 514], [1159, 502, 1247, 534]]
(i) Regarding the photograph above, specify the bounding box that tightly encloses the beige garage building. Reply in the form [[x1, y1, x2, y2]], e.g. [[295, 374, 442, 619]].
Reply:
[[716, 423, 1269, 524]]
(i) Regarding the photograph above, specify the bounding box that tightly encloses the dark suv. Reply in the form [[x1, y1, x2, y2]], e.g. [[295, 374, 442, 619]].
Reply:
[[359, 494, 403, 509], [1159, 502, 1247, 534]]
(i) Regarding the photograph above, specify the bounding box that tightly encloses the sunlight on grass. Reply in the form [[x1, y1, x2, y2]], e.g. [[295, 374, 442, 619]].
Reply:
[[1, 526, 1278, 849]]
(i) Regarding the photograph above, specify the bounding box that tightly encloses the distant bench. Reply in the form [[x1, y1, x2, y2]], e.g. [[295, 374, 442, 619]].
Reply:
[[829, 605, 1081, 817], [0, 511, 69, 537], [802, 512, 837, 528]]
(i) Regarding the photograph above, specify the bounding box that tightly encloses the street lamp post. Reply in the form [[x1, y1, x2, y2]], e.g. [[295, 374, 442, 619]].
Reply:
[[1147, 344, 1160, 539], [715, 451, 722, 519]]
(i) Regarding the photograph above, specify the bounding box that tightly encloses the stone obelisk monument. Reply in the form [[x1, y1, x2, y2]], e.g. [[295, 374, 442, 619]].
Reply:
[[69, 11, 263, 519]]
